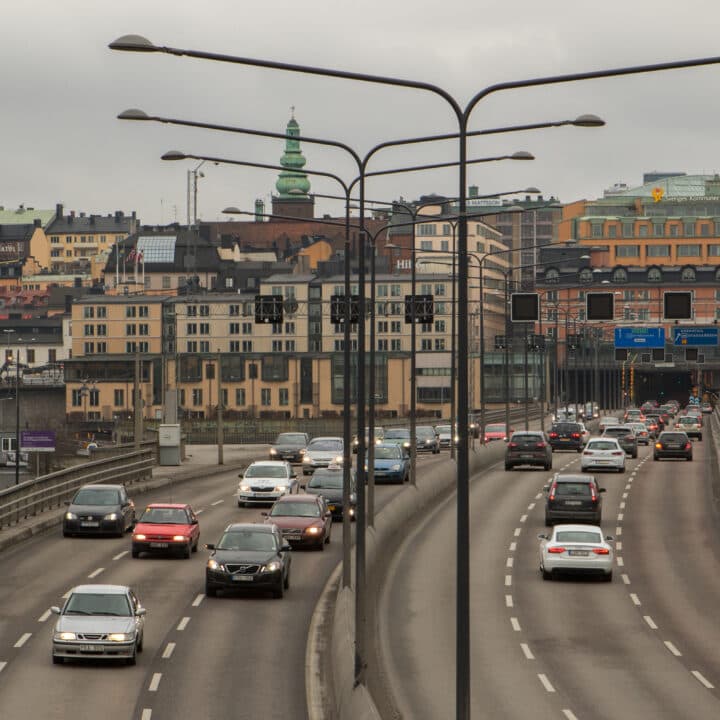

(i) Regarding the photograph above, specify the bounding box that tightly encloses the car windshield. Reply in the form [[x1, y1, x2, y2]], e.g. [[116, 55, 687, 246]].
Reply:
[[486, 424, 505, 432], [245, 465, 288, 478], [72, 488, 120, 506], [555, 531, 602, 544], [275, 433, 306, 444], [308, 472, 344, 489], [139, 507, 189, 524], [270, 502, 320, 518], [416, 428, 435, 438], [600, 417, 618, 424], [64, 592, 131, 616], [554, 483, 591, 496], [217, 531, 277, 552], [435, 426, 451, 434], [307, 440, 342, 451], [375, 447, 401, 459], [587, 441, 616, 450], [631, 424, 647, 432], [385, 430, 410, 439]]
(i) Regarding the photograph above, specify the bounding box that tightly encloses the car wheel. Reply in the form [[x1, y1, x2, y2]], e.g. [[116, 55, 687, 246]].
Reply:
[[62, 530, 71, 538], [632, 451, 638, 459], [603, 571, 613, 583], [544, 463, 552, 471], [183, 543, 191, 559], [131, 547, 140, 559], [618, 466, 625, 473], [318, 538, 325, 551], [137, 632, 144, 653], [595, 514, 602, 524], [284, 569, 290, 590], [127, 645, 137, 666], [541, 566, 552, 581], [205, 584, 217, 598], [504, 464, 512, 471], [52, 653, 63, 665], [273, 582, 284, 599], [325, 529, 331, 544], [237, 500, 244, 508]]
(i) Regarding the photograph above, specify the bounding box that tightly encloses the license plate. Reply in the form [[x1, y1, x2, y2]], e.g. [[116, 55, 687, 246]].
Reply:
[[79, 644, 103, 652], [81, 521, 99, 527], [564, 501, 582, 506], [568, 550, 589, 556], [560, 438, 570, 442], [667, 444, 680, 449], [232, 575, 254, 582], [285, 534, 302, 540], [150, 542, 168, 548], [521, 454, 533, 459]]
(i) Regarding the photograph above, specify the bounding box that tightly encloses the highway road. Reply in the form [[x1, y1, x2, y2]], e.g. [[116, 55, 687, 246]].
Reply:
[[0, 450, 447, 720], [376, 434, 720, 719]]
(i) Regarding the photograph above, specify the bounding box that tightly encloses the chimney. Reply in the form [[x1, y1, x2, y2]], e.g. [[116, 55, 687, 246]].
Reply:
[[80, 212, 85, 218], [90, 216, 95, 225], [56, 203, 63, 218], [114, 211, 122, 222], [33, 219, 41, 228], [254, 199, 265, 222], [468, 185, 478, 198]]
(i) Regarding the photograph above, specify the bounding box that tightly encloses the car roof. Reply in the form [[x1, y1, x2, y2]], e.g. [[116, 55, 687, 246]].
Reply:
[[68, 584, 131, 595], [603, 425, 632, 430], [587, 437, 620, 444], [224, 522, 275, 533], [274, 493, 320, 503], [551, 523, 603, 533], [79, 484, 125, 490], [552, 473, 597, 483], [309, 436, 342, 441], [376, 442, 403, 449], [145, 503, 189, 509], [247, 460, 289, 467], [511, 431, 544, 436]]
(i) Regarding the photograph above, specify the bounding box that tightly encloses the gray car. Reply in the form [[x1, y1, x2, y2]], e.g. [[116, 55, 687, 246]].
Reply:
[[415, 425, 440, 454], [51, 584, 146, 665], [602, 425, 638, 458], [62, 484, 135, 538], [505, 431, 553, 471], [268, 432, 310, 463]]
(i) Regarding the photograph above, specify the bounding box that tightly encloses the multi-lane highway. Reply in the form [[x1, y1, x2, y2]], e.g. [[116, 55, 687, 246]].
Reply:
[[0, 450, 448, 720], [375, 430, 720, 719]]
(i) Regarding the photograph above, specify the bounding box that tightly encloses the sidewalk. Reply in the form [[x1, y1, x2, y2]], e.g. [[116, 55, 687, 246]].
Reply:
[[0, 444, 267, 555]]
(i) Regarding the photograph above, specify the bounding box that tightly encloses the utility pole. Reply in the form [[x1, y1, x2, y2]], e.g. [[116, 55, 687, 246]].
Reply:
[[217, 351, 224, 465], [134, 346, 142, 450]]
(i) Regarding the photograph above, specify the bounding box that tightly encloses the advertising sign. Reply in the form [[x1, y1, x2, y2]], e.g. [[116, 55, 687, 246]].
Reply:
[[20, 430, 56, 453]]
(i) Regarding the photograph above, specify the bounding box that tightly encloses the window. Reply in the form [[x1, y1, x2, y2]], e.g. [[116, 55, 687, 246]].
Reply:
[[272, 340, 282, 352], [390, 339, 402, 351], [638, 225, 648, 238], [615, 245, 640, 258], [84, 324, 94, 336], [48, 349, 56, 363], [279, 388, 289, 406], [377, 321, 388, 334], [261, 388, 271, 406], [390, 284, 401, 297], [684, 222, 695, 236], [230, 323, 240, 335], [235, 389, 246, 405], [677, 244, 700, 257], [420, 240, 432, 251], [187, 305, 197, 317], [186, 323, 197, 335], [434, 283, 446, 297], [608, 225, 617, 239], [377, 339, 388, 351], [199, 305, 209, 316], [199, 341, 209, 353], [126, 306, 136, 318], [377, 284, 388, 297], [126, 324, 136, 336], [229, 304, 240, 316], [199, 323, 210, 335], [126, 342, 136, 353], [162, 276, 171, 289], [591, 223, 603, 238], [84, 342, 94, 354], [709, 245, 720, 257], [138, 324, 149, 336], [192, 389, 203, 406], [653, 223, 665, 236], [284, 322, 295, 334], [187, 341, 198, 353], [611, 267, 628, 283], [230, 341, 240, 352], [97, 324, 107, 336], [622, 223, 634, 238], [391, 321, 401, 333], [435, 320, 446, 332], [242, 341, 253, 352], [97, 342, 107, 353], [440, 240, 449, 252], [475, 241, 485, 253], [680, 267, 696, 282], [242, 322, 252, 334], [545, 268, 560, 284], [579, 268, 594, 283], [285, 340, 295, 352], [646, 245, 670, 257], [421, 339, 432, 351], [434, 339, 446, 350], [89, 389, 99, 407], [442, 224, 451, 236], [701, 223, 711, 236], [418, 224, 436, 236], [262, 356, 289, 382], [114, 389, 124, 406], [647, 267, 663, 282], [71, 389, 82, 407], [83, 306, 94, 319], [669, 224, 679, 237]]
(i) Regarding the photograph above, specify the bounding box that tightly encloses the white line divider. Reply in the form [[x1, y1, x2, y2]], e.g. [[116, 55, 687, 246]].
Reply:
[[38, 609, 51, 623], [505, 575, 512, 587], [506, 558, 514, 568], [148, 673, 162, 692], [691, 670, 714, 689], [538, 674, 555, 692], [505, 595, 513, 608], [211, 499, 224, 506], [162, 642, 176, 659], [192, 594, 204, 607], [509, 542, 517, 552], [14, 633, 31, 648], [196, 509, 204, 514], [563, 710, 580, 720], [0, 662, 7, 673], [141, 709, 152, 720], [616, 541, 623, 551], [88, 567, 105, 579], [621, 574, 631, 585], [177, 617, 190, 631], [616, 557, 625, 567], [514, 528, 522, 537], [113, 551, 129, 561], [630, 593, 641, 606], [664, 641, 682, 657], [616, 527, 623, 536], [520, 643, 534, 660], [644, 615, 658, 630], [510, 617, 521, 632], [519, 514, 528, 523]]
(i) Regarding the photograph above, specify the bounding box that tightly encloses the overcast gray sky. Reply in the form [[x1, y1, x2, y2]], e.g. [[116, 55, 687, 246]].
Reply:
[[4, 0, 720, 226]]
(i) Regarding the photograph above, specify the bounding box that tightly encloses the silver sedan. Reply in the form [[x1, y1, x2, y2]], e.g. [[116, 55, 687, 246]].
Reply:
[[538, 524, 614, 581]]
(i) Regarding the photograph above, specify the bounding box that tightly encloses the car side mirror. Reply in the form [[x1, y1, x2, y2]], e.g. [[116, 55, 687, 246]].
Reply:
[[204, 543, 215, 550], [261, 511, 269, 517], [50, 606, 61, 615], [136, 607, 147, 617], [191, 518, 199, 525], [542, 484, 550, 493], [605, 535, 614, 541], [281, 543, 291, 552], [537, 534, 547, 540], [599, 488, 607, 493]]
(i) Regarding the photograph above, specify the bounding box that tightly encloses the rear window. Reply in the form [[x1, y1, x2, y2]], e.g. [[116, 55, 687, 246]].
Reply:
[[554, 483, 591, 497], [586, 440, 617, 450], [604, 427, 631, 436], [555, 530, 602, 543], [552, 423, 581, 432], [512, 434, 543, 442], [660, 433, 687, 442]]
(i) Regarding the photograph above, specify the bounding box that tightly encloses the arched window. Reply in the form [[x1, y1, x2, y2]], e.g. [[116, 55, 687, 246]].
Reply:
[[680, 266, 696, 282], [647, 266, 662, 282], [611, 267, 628, 283], [545, 268, 560, 284], [715, 267, 720, 283], [579, 267, 594, 284]]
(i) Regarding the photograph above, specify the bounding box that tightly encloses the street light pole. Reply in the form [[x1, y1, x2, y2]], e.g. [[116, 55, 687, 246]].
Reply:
[[15, 345, 20, 486]]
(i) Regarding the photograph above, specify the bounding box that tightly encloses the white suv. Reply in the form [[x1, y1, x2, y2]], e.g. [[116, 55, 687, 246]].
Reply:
[[237, 461, 298, 507]]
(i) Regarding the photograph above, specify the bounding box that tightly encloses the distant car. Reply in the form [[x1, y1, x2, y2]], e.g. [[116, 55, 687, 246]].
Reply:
[[504, 431, 552, 471], [659, 403, 676, 418], [538, 524, 614, 581], [654, 431, 693, 461], [205, 523, 291, 598], [598, 416, 620, 432], [301, 437, 344, 475], [263, 494, 332, 550], [701, 402, 714, 414], [352, 426, 384, 454], [367, 442, 411, 484], [434, 424, 458, 449], [623, 408, 645, 424], [577, 423, 591, 446], [51, 584, 146, 665], [602, 425, 638, 458], [640, 401, 657, 414], [580, 438, 625, 473], [644, 417, 660, 439], [237, 461, 298, 507], [303, 465, 356, 520], [542, 473, 605, 526], [131, 503, 200, 558], [63, 484, 135, 538], [547, 422, 584, 452], [383, 427, 412, 454], [268, 432, 310, 463], [628, 422, 650, 445], [675, 415, 703, 440], [415, 425, 440, 454], [484, 423, 511, 442]]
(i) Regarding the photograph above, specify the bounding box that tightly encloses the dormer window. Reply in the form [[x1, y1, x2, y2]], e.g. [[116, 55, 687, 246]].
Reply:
[[579, 267, 593, 284], [680, 267, 696, 282], [647, 267, 663, 282], [545, 268, 560, 284], [611, 267, 628, 283]]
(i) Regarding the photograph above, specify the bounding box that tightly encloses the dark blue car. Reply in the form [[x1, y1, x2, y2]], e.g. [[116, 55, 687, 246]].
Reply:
[[366, 443, 410, 484]]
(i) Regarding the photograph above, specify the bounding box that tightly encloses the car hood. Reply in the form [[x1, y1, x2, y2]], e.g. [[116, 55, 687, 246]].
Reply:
[[68, 504, 121, 516], [55, 615, 135, 634], [305, 487, 346, 502], [213, 549, 278, 564], [134, 522, 192, 536], [372, 458, 404, 469], [271, 442, 305, 450], [305, 450, 340, 459], [241, 477, 291, 487], [265, 516, 321, 529]]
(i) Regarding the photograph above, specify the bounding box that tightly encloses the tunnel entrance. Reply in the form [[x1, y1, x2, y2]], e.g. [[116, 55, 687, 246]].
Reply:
[[634, 369, 694, 404]]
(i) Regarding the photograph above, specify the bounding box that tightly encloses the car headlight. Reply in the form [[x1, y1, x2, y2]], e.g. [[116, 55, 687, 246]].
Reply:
[[424, 439, 432, 444], [239, 484, 251, 492], [262, 560, 281, 573], [269, 448, 278, 455], [133, 533, 146, 541], [274, 486, 288, 494], [305, 526, 322, 535], [173, 535, 186, 542], [334, 455, 343, 464], [303, 456, 312, 464], [350, 493, 357, 503], [108, 632, 133, 642], [64, 512, 77, 520], [207, 558, 222, 571], [391, 464, 401, 471], [349, 507, 355, 516], [104, 513, 118, 521], [56, 632, 76, 641]]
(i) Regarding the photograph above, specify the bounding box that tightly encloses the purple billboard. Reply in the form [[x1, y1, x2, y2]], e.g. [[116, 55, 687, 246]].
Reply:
[[20, 431, 56, 453]]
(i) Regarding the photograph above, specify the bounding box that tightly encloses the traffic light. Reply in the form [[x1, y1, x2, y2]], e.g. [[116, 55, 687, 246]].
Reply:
[[528, 334, 546, 351], [330, 294, 360, 324], [254, 295, 283, 324], [510, 293, 539, 322], [567, 334, 581, 351], [405, 294, 434, 324], [586, 292, 614, 321], [664, 291, 692, 320]]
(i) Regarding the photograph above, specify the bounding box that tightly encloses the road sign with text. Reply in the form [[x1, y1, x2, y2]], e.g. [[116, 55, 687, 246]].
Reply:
[[672, 326, 719, 346], [614, 327, 665, 349]]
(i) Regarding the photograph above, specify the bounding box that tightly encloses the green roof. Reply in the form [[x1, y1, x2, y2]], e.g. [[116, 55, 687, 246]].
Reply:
[[0, 206, 55, 227]]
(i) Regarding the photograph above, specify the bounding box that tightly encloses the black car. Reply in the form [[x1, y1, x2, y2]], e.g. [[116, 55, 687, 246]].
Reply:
[[303, 466, 356, 520], [547, 422, 584, 452], [505, 431, 553, 471], [205, 523, 291, 599], [602, 426, 638, 458], [653, 431, 693, 461], [268, 432, 310, 463], [415, 425, 440, 454], [63, 484, 135, 537], [543, 473, 605, 526]]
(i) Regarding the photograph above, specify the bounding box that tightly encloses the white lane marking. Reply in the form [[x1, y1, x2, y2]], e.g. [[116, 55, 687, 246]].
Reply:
[[664, 641, 682, 657], [520, 643, 535, 660], [538, 674, 556, 693], [162, 642, 176, 659], [620, 501, 626, 510], [196, 509, 205, 514], [514, 528, 522, 537], [527, 503, 535, 510], [113, 551, 129, 561], [616, 541, 623, 551], [622, 574, 631, 585], [38, 609, 51, 623], [616, 557, 624, 567], [192, 593, 204, 607], [625, 484, 632, 490], [177, 617, 190, 631], [644, 615, 658, 630], [630, 593, 641, 606], [506, 558, 514, 568], [0, 661, 6, 674], [622, 492, 628, 499], [211, 499, 224, 506], [563, 711, 579, 720], [62, 590, 71, 599], [616, 527, 623, 536], [519, 514, 528, 523], [88, 567, 105, 579], [510, 617, 521, 632], [509, 542, 517, 552], [535, 493, 542, 500], [141, 710, 152, 720], [617, 513, 624, 522], [505, 595, 513, 608], [505, 575, 512, 587], [14, 633, 31, 648], [691, 671, 714, 689], [148, 673, 162, 692]]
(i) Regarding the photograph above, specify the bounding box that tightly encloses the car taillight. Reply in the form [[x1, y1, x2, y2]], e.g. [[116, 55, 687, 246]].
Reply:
[[590, 486, 597, 502], [549, 432, 558, 438], [625, 435, 634, 442], [571, 433, 580, 439], [584, 450, 594, 455], [685, 442, 692, 450], [549, 484, 557, 501], [508, 442, 518, 448], [536, 442, 547, 448], [592, 548, 610, 555], [548, 547, 565, 554], [611, 451, 624, 456]]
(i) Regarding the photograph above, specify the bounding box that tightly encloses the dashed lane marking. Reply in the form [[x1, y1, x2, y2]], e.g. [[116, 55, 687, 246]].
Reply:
[[625, 484, 632, 490], [514, 528, 522, 537], [141, 710, 152, 720], [616, 557, 624, 567], [509, 542, 517, 552], [620, 501, 626, 510], [538, 674, 556, 693], [196, 509, 205, 514], [177, 617, 190, 631], [562, 711, 579, 720], [162, 642, 176, 659], [510, 617, 521, 632], [14, 634, 31, 648], [520, 643, 534, 660], [0, 662, 7, 673], [506, 558, 514, 568], [520, 514, 528, 523], [211, 500, 224, 506], [192, 594, 204, 607], [505, 595, 513, 608], [616, 527, 623, 536], [527, 503, 535, 510], [622, 492, 628, 499], [644, 615, 658, 630], [88, 567, 105, 579], [617, 513, 624, 522], [691, 671, 714, 689], [622, 574, 631, 585], [630, 593, 641, 606], [664, 641, 682, 657], [38, 610, 51, 623], [616, 541, 623, 551], [149, 673, 162, 692], [505, 575, 512, 587], [113, 551, 129, 561]]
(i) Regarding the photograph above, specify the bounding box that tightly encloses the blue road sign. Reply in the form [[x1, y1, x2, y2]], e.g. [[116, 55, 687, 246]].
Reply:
[[672, 326, 719, 346], [614, 327, 665, 349]]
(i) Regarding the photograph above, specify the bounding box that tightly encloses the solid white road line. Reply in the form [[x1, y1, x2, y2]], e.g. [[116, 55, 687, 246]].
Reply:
[[621, 574, 631, 585], [149, 673, 162, 692], [14, 634, 31, 648], [664, 641, 682, 657], [505, 575, 512, 587], [505, 595, 513, 608], [520, 643, 534, 660], [162, 642, 176, 659], [177, 617, 191, 631], [211, 499, 224, 506], [510, 617, 521, 632], [506, 558, 514, 568], [538, 674, 555, 692], [0, 662, 7, 673], [562, 710, 579, 720], [192, 593, 204, 607], [644, 615, 658, 630], [630, 593, 641, 606], [113, 551, 129, 561], [141, 710, 152, 720], [88, 567, 105, 579], [38, 610, 51, 623], [691, 671, 714, 689]]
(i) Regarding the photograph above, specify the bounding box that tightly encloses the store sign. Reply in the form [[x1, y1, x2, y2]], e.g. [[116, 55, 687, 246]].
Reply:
[[20, 430, 56, 453]]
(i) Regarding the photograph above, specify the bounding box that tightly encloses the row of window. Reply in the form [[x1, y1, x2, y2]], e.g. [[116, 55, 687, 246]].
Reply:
[[50, 235, 112, 244], [545, 265, 720, 284], [612, 243, 720, 258], [588, 221, 720, 239]]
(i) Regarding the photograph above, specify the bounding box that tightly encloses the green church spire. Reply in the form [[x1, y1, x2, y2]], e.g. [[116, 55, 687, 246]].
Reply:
[[276, 108, 311, 198]]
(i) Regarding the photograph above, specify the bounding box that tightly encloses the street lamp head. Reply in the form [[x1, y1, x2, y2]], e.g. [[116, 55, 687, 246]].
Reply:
[[572, 114, 605, 127], [109, 35, 158, 52], [579, 254, 591, 260], [161, 150, 188, 161], [222, 206, 242, 215], [504, 205, 526, 213], [117, 108, 151, 121], [510, 151, 534, 161], [523, 187, 541, 194]]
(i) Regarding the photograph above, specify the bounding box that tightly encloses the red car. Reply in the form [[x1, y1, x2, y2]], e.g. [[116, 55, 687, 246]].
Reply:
[[263, 494, 332, 550], [131, 503, 200, 558], [484, 423, 512, 443]]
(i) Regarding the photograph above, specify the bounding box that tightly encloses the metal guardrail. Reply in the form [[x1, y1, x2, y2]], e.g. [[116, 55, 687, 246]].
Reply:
[[0, 449, 155, 530]]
